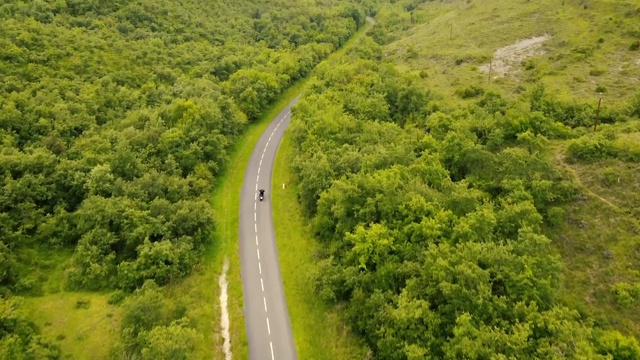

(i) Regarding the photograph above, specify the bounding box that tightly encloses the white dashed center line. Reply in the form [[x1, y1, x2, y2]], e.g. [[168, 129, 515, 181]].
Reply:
[[250, 111, 292, 360]]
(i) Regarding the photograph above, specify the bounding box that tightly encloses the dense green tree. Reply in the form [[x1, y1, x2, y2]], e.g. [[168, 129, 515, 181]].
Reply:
[[290, 33, 632, 360]]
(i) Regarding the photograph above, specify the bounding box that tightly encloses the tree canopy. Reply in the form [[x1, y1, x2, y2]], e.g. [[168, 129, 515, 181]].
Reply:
[[289, 33, 639, 359], [0, 0, 367, 355]]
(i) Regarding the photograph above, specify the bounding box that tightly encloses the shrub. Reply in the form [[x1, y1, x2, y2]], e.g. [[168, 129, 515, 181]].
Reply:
[[613, 137, 640, 162], [631, 92, 640, 117], [595, 330, 640, 360], [611, 282, 640, 307], [75, 298, 90, 309], [455, 85, 485, 99], [566, 136, 616, 163], [522, 58, 536, 70], [108, 290, 127, 305], [600, 167, 619, 187], [546, 206, 566, 227]]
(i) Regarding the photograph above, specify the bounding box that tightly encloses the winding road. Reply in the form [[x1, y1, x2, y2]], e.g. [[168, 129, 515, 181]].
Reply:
[[239, 97, 299, 360], [237, 18, 375, 360]]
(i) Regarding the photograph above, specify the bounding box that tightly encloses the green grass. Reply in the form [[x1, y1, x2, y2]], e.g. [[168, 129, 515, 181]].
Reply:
[[16, 247, 120, 360], [382, 0, 640, 107], [545, 130, 640, 339], [272, 134, 369, 359], [22, 292, 121, 360]]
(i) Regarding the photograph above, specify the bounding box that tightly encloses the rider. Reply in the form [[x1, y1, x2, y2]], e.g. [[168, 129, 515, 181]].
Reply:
[[259, 188, 265, 197]]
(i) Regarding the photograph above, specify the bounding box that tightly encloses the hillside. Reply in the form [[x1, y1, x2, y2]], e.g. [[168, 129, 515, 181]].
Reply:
[[0, 0, 368, 358], [281, 0, 640, 359]]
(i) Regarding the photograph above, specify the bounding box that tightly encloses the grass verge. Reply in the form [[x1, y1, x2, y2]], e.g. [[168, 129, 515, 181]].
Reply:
[[183, 21, 375, 359], [264, 21, 374, 360], [272, 131, 369, 359], [545, 135, 640, 339], [167, 79, 309, 359]]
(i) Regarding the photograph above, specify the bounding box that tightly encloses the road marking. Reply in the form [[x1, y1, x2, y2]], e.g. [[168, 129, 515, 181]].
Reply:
[[261, 278, 264, 291], [263, 297, 268, 312], [255, 184, 258, 191], [266, 317, 271, 335], [270, 341, 275, 360], [254, 224, 257, 233], [254, 212, 256, 222], [259, 159, 262, 166], [256, 235, 259, 245], [257, 167, 260, 174], [256, 174, 259, 182], [258, 262, 262, 274], [256, 248, 260, 260]]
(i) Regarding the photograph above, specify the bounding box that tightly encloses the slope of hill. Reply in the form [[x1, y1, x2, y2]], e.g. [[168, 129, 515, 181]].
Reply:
[[0, 0, 367, 358], [280, 0, 640, 358]]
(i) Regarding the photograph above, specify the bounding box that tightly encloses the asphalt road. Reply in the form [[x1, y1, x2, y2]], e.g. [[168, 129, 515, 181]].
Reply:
[[239, 97, 299, 360]]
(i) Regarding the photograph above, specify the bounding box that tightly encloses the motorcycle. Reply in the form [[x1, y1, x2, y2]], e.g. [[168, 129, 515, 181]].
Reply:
[[259, 189, 265, 201]]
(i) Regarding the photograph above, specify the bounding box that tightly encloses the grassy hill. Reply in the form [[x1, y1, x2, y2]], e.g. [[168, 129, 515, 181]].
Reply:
[[371, 0, 640, 341], [374, 0, 640, 107], [271, 0, 640, 359]]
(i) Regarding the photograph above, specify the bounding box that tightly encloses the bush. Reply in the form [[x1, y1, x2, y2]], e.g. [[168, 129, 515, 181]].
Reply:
[[546, 206, 566, 227], [613, 137, 640, 162], [600, 167, 619, 187], [611, 282, 640, 307], [566, 136, 616, 163], [455, 85, 485, 99], [75, 298, 90, 309], [595, 330, 640, 360], [108, 290, 127, 305]]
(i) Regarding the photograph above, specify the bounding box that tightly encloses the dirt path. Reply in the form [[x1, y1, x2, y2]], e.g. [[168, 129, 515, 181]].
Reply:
[[479, 35, 550, 77], [218, 258, 231, 360], [552, 150, 621, 211]]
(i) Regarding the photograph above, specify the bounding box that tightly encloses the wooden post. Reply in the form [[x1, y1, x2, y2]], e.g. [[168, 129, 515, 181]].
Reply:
[[487, 60, 493, 85], [593, 93, 603, 132]]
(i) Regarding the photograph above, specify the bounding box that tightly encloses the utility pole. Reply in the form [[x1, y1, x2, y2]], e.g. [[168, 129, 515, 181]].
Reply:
[[593, 93, 603, 132]]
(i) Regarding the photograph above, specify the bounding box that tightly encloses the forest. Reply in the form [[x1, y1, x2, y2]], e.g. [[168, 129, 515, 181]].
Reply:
[[288, 24, 640, 359], [0, 0, 368, 357], [3, 0, 640, 358]]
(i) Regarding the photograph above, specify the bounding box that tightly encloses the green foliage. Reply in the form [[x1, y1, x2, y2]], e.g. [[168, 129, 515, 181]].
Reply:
[[0, 298, 60, 359], [566, 136, 616, 163], [567, 134, 640, 163], [611, 283, 640, 307], [455, 85, 485, 99], [117, 280, 201, 358], [595, 330, 640, 359], [289, 33, 636, 360], [0, 0, 366, 297]]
